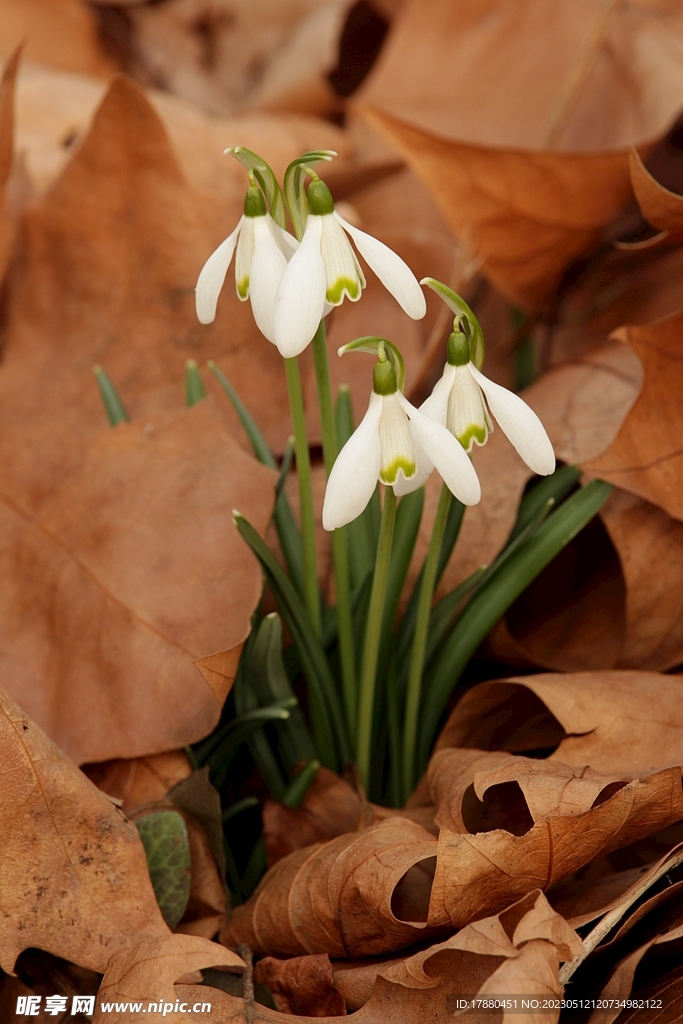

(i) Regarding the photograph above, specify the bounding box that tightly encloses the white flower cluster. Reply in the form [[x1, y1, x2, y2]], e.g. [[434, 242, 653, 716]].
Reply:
[[196, 166, 555, 531]]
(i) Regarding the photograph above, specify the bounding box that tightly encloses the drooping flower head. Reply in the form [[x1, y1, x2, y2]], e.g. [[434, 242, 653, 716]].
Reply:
[[195, 176, 297, 343], [417, 279, 556, 479], [322, 339, 480, 531], [274, 175, 427, 359]]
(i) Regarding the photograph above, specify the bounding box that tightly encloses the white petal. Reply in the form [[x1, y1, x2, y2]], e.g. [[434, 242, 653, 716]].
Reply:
[[335, 212, 427, 320], [320, 213, 365, 304], [195, 217, 242, 324], [399, 394, 481, 505], [447, 364, 491, 452], [420, 363, 454, 425], [377, 391, 417, 485], [235, 216, 257, 300], [323, 393, 382, 530], [393, 425, 432, 495], [273, 219, 299, 258], [249, 217, 289, 343], [274, 215, 326, 358], [468, 364, 556, 475]]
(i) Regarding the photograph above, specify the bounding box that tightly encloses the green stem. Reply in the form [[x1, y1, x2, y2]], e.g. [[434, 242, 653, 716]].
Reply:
[[284, 357, 321, 637], [311, 321, 356, 735], [356, 486, 397, 791], [402, 483, 451, 801]]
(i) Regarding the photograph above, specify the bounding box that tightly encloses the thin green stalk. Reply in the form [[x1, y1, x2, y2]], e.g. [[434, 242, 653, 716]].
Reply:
[[284, 356, 321, 637], [402, 483, 451, 800], [356, 487, 397, 791], [311, 321, 356, 734]]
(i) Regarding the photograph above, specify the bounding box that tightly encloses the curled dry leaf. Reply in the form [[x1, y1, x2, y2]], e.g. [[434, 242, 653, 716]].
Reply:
[[92, 934, 244, 1024], [356, 0, 683, 307], [0, 684, 168, 975], [95, 892, 578, 1022], [224, 751, 681, 959], [584, 316, 683, 522], [628, 148, 683, 244], [255, 953, 347, 1016], [223, 818, 438, 957], [0, 50, 18, 282], [434, 671, 683, 778], [427, 749, 682, 931]]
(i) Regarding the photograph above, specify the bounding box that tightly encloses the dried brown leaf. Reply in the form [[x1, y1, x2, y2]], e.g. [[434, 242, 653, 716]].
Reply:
[[96, 892, 578, 1022], [223, 818, 437, 957], [355, 0, 683, 307], [429, 762, 683, 931], [83, 751, 193, 815], [92, 934, 243, 1024], [435, 671, 683, 777], [0, 0, 116, 78], [584, 316, 683, 521], [601, 488, 683, 670], [255, 953, 347, 1016], [0, 684, 169, 974], [629, 148, 683, 240]]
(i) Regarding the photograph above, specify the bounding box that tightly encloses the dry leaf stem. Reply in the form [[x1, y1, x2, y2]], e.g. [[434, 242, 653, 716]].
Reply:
[[559, 848, 683, 983]]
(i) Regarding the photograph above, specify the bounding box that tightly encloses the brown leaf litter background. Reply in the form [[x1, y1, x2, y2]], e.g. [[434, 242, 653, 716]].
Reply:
[[2, 0, 683, 1020]]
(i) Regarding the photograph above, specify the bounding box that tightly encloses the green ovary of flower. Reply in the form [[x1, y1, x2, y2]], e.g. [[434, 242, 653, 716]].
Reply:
[[380, 456, 416, 485], [326, 276, 362, 304]]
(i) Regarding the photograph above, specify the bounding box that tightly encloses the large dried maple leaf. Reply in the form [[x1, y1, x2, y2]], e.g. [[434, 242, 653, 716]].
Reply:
[[0, 684, 169, 974], [0, 72, 286, 763], [356, 0, 683, 307]]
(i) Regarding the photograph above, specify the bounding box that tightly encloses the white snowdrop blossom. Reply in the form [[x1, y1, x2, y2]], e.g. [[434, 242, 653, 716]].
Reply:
[[195, 184, 298, 343], [412, 330, 556, 487], [322, 356, 480, 531], [274, 180, 427, 359]]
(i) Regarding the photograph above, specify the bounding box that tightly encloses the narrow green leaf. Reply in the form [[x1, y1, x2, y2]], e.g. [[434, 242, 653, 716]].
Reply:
[[135, 811, 191, 928], [209, 361, 304, 596], [281, 760, 320, 809], [241, 834, 267, 899], [248, 613, 317, 770], [184, 359, 206, 407], [93, 365, 129, 426], [379, 488, 424, 661], [509, 464, 581, 542], [275, 436, 295, 499], [234, 512, 350, 769], [222, 797, 259, 823], [418, 480, 614, 769]]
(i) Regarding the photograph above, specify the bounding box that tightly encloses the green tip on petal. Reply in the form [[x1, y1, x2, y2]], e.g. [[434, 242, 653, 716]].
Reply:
[[379, 456, 416, 484], [457, 423, 488, 452]]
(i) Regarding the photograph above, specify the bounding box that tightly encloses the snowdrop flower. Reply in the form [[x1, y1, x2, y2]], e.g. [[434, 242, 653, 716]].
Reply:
[[413, 329, 555, 486], [322, 353, 480, 531], [195, 184, 297, 343], [274, 180, 427, 359]]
